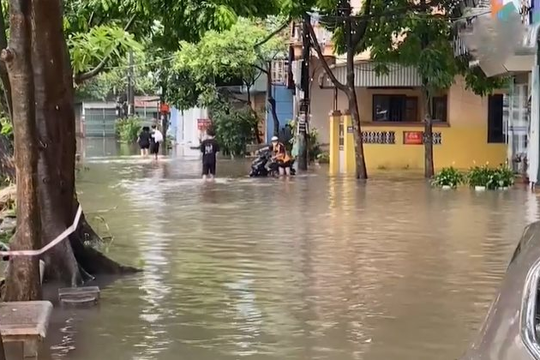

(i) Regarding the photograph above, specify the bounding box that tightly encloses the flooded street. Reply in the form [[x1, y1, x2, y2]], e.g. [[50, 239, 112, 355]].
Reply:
[[43, 139, 540, 360]]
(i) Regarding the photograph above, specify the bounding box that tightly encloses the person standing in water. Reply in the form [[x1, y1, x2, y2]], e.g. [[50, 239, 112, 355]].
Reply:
[[150, 124, 163, 160], [271, 136, 291, 176], [200, 128, 220, 180], [137, 126, 151, 157]]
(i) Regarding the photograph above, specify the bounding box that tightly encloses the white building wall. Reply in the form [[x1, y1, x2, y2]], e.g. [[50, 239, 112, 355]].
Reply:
[[175, 107, 208, 157]]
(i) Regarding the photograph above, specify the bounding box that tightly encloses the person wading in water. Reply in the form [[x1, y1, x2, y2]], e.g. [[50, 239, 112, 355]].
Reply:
[[137, 126, 151, 157], [200, 128, 220, 181], [150, 124, 164, 161], [271, 136, 292, 176]]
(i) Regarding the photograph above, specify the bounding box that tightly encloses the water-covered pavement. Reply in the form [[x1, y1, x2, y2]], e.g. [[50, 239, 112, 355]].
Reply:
[[42, 140, 540, 360]]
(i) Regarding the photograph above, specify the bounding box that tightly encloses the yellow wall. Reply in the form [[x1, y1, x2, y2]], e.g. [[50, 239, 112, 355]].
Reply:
[[325, 76, 507, 172], [360, 125, 506, 171]]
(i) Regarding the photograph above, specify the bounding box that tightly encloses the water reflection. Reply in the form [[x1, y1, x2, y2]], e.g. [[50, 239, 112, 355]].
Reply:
[[43, 142, 540, 360]]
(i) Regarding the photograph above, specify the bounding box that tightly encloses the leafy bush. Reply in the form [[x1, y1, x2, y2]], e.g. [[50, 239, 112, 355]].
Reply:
[[432, 167, 464, 188], [494, 164, 515, 188], [0, 116, 12, 138], [287, 119, 322, 161], [211, 103, 258, 157], [115, 116, 142, 143], [317, 151, 330, 164], [467, 164, 493, 188]]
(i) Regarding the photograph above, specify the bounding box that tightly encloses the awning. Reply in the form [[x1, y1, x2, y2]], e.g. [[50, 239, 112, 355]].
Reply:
[[318, 61, 422, 88]]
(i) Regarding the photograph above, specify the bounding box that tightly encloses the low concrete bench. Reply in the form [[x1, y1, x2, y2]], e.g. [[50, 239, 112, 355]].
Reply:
[[0, 301, 53, 359]]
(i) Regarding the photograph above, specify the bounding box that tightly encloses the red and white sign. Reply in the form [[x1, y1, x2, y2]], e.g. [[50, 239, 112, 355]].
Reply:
[[403, 131, 423, 145]]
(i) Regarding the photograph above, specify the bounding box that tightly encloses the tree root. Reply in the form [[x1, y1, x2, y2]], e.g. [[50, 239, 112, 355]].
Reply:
[[70, 215, 139, 277]]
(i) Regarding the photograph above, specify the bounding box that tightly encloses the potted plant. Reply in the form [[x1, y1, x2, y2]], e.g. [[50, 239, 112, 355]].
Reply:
[[495, 164, 515, 189], [467, 165, 492, 191], [431, 167, 464, 189]]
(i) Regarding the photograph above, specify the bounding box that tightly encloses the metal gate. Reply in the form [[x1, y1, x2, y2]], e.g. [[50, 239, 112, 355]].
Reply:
[[83, 107, 117, 137]]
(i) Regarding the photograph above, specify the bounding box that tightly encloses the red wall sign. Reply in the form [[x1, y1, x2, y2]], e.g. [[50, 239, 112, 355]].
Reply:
[[160, 103, 170, 113], [403, 131, 423, 145]]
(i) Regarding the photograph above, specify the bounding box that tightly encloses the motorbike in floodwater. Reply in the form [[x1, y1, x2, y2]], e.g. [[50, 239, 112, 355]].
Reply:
[[249, 147, 296, 177]]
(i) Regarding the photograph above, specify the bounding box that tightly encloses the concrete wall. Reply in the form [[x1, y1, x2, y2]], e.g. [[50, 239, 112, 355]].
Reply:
[[175, 107, 208, 157]]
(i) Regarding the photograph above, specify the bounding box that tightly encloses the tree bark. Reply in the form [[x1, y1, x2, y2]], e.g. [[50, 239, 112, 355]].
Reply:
[[423, 87, 434, 178], [31, 0, 138, 286], [31, 0, 85, 286], [3, 0, 42, 301], [345, 6, 368, 180], [419, 0, 434, 179]]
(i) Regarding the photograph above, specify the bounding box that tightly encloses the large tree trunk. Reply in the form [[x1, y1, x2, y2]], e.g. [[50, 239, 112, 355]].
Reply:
[[345, 19, 368, 180], [31, 0, 83, 286], [31, 0, 137, 286], [3, 0, 42, 301], [423, 87, 434, 178], [346, 88, 368, 179]]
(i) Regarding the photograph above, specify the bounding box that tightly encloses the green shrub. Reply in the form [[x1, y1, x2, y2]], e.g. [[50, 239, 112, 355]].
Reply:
[[432, 167, 464, 188], [287, 119, 322, 161], [467, 164, 493, 188], [466, 164, 514, 189], [211, 105, 258, 157], [115, 116, 142, 143], [494, 164, 515, 188], [317, 151, 330, 164], [0, 116, 12, 138]]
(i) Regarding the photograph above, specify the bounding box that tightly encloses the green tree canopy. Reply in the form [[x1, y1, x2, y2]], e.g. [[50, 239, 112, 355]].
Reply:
[[358, 0, 507, 94], [75, 50, 158, 101], [169, 18, 287, 109]]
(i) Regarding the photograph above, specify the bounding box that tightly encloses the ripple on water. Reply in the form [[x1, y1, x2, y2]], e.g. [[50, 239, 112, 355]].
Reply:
[[47, 156, 540, 360]]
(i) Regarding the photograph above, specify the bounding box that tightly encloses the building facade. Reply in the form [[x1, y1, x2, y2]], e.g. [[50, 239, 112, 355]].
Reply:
[[289, 8, 507, 171], [458, 0, 540, 182]]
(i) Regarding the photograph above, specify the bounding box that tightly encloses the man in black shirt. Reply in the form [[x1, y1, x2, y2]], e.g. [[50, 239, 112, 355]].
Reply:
[[200, 128, 220, 180]]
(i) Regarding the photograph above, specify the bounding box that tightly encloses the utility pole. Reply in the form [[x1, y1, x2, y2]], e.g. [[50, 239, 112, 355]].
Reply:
[[297, 13, 311, 171], [127, 50, 135, 116]]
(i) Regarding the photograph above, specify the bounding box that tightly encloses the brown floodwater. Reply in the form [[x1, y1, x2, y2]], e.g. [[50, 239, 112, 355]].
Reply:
[[39, 139, 540, 360]]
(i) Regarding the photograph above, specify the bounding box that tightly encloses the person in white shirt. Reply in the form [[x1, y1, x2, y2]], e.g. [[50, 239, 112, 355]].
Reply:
[[150, 125, 164, 160]]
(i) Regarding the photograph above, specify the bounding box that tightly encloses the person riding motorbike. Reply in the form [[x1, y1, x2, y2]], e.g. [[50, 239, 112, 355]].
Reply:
[[271, 136, 291, 176]]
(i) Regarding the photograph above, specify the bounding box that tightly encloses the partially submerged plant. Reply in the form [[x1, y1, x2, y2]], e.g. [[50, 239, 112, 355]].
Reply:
[[467, 163, 515, 189], [494, 164, 515, 188], [467, 164, 493, 188], [432, 167, 464, 188]]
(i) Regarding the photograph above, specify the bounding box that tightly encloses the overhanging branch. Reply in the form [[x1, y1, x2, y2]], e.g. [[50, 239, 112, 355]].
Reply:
[[254, 19, 290, 48], [306, 19, 347, 92], [253, 64, 268, 74], [74, 14, 137, 84]]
